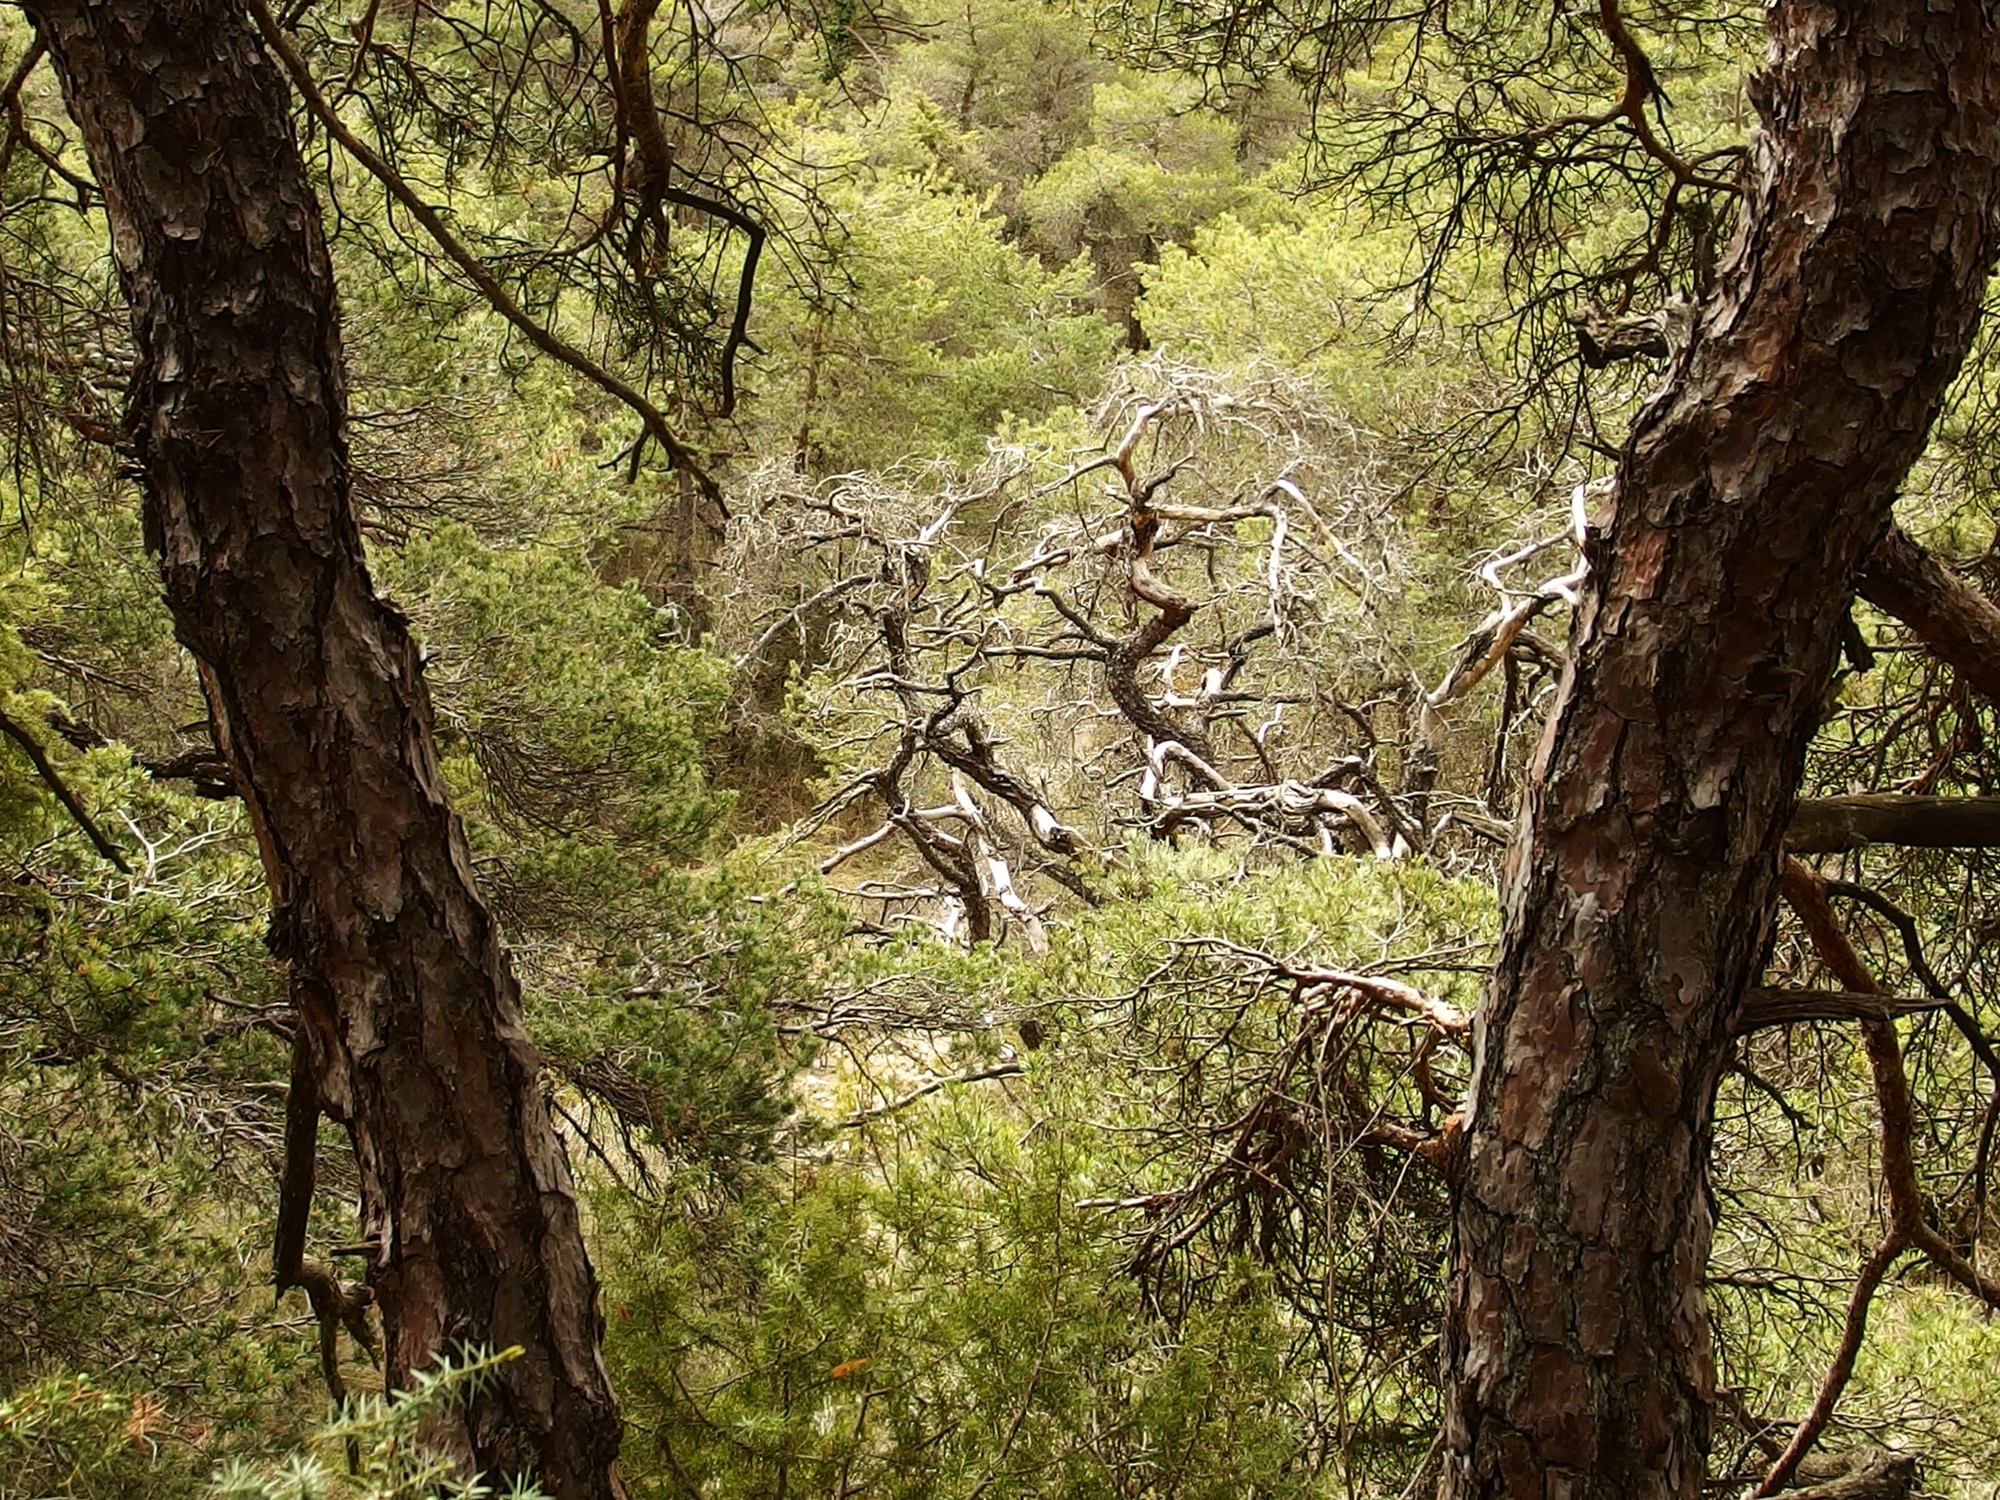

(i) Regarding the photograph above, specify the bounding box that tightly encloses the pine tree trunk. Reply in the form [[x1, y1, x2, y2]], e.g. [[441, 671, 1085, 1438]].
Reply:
[[1441, 5, 2000, 1497], [21, 5, 625, 1494]]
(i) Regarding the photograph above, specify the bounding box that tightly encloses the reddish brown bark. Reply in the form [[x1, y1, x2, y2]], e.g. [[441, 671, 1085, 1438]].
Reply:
[[21, 5, 624, 1495], [1442, 6, 2000, 1498], [1858, 523, 2000, 703]]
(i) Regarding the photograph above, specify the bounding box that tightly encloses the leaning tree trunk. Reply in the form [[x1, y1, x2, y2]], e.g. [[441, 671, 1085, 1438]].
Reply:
[[22, 5, 625, 1495], [1442, 6, 2000, 1499]]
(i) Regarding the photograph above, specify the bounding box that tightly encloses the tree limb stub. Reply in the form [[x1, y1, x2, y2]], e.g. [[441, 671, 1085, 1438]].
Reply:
[[1734, 987, 1946, 1032], [273, 1023, 376, 1405], [1775, 1445, 1918, 1500], [1787, 794, 2000, 852]]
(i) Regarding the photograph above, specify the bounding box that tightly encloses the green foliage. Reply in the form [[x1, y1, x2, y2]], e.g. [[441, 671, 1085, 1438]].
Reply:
[[881, 0, 1109, 196], [1042, 838, 1494, 997], [0, 532, 312, 1496], [207, 1350, 549, 1500], [376, 522, 730, 938], [1138, 208, 1439, 400], [600, 1111, 1311, 1500], [594, 848, 1492, 1497], [760, 167, 1117, 469], [1018, 76, 1248, 265], [0, 1374, 172, 1500], [528, 865, 842, 1184], [10, 2, 2000, 1496]]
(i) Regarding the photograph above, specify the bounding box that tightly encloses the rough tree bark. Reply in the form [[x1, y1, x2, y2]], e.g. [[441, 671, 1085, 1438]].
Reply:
[[21, 5, 626, 1495], [1441, 6, 2000, 1498]]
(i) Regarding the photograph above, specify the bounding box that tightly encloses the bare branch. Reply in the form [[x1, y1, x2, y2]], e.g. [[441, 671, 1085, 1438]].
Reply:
[[840, 1061, 1025, 1127], [1734, 987, 1947, 1033], [1748, 1238, 1906, 1498], [0, 704, 130, 872]]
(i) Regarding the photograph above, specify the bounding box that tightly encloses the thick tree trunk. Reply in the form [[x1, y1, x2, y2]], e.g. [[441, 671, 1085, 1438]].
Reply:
[[1441, 7, 2000, 1499], [23, 6, 625, 1495]]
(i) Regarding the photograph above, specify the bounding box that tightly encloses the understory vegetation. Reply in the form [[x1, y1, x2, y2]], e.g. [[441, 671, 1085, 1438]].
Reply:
[[2, 1, 1998, 1496]]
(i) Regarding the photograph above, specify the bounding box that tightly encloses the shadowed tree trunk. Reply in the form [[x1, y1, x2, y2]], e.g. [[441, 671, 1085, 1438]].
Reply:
[[1442, 5, 2000, 1498], [21, 4, 626, 1494]]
